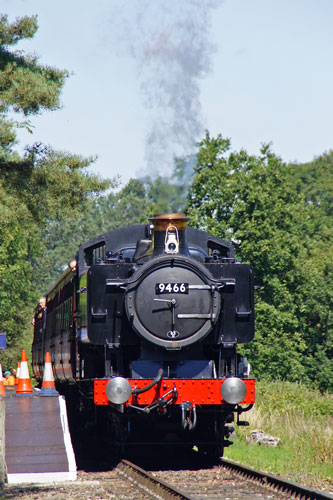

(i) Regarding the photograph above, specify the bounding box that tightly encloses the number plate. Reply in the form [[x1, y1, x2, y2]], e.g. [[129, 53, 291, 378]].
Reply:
[[155, 283, 189, 294]]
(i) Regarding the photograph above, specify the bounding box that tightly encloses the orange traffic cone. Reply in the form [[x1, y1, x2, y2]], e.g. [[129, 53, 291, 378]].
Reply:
[[39, 352, 58, 396], [0, 364, 6, 396], [14, 361, 20, 385], [16, 350, 33, 395]]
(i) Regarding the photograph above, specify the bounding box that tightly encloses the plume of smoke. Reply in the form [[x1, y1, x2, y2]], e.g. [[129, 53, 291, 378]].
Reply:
[[112, 0, 222, 176]]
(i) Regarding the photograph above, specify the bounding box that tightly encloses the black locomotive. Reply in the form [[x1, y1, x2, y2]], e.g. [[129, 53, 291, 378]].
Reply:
[[32, 214, 255, 457]]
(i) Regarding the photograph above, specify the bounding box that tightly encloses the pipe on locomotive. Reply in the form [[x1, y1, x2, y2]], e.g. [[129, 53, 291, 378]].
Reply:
[[132, 368, 164, 395], [105, 369, 164, 405]]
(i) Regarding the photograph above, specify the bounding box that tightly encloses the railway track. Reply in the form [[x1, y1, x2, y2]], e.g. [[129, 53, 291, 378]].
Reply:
[[117, 459, 194, 499], [219, 458, 333, 500], [4, 457, 333, 499], [118, 457, 333, 500]]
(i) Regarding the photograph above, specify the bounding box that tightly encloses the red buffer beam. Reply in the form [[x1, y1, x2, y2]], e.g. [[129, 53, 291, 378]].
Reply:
[[94, 378, 255, 406]]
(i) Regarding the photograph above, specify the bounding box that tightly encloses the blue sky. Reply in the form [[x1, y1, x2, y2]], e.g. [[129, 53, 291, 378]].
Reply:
[[3, 0, 333, 185]]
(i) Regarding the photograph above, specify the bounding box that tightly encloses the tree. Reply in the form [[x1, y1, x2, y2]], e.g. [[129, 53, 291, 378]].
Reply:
[[0, 14, 68, 116], [35, 155, 197, 292], [34, 178, 149, 292], [139, 154, 196, 214], [0, 14, 110, 367], [290, 151, 333, 218], [288, 153, 333, 391], [186, 133, 332, 391]]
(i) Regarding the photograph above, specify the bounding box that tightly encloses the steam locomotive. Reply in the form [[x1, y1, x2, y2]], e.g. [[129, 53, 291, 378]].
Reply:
[[32, 214, 255, 458]]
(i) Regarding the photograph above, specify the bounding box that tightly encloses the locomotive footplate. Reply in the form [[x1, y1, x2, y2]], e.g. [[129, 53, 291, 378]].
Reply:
[[94, 378, 255, 406]]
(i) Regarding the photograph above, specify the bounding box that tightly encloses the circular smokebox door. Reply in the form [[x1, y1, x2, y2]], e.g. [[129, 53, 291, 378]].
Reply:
[[126, 259, 220, 348]]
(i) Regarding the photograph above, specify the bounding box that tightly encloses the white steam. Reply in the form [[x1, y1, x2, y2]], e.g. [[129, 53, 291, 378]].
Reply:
[[112, 0, 222, 176]]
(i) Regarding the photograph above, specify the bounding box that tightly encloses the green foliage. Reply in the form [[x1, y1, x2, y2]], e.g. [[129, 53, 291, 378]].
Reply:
[[141, 175, 184, 214], [0, 183, 35, 337], [225, 381, 333, 489], [287, 153, 333, 392], [0, 145, 110, 361], [255, 380, 333, 418], [0, 15, 68, 116], [0, 14, 110, 370], [23, 144, 109, 221], [187, 133, 332, 391], [290, 151, 333, 218], [36, 157, 196, 293], [33, 178, 146, 292], [139, 154, 196, 214], [0, 14, 38, 46]]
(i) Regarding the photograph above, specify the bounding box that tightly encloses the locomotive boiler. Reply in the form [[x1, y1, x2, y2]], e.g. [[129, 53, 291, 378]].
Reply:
[[32, 214, 255, 458]]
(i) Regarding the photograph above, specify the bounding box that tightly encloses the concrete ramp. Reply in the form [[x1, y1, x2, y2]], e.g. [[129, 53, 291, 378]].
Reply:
[[5, 394, 76, 484]]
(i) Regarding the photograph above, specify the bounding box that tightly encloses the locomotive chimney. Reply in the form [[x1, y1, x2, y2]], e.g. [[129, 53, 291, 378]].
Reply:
[[149, 213, 190, 257]]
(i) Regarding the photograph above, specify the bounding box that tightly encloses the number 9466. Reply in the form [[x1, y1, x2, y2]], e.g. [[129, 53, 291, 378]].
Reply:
[[155, 283, 188, 294]]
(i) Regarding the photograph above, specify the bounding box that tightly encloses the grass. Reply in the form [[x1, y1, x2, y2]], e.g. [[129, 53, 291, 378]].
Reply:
[[224, 380, 333, 492]]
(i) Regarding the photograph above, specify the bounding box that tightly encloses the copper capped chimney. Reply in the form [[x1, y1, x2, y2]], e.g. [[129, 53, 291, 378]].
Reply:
[[149, 213, 190, 257]]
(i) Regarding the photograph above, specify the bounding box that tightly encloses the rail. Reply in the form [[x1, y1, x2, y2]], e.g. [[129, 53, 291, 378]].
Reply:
[[116, 457, 333, 500], [116, 459, 195, 500], [220, 457, 333, 500]]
